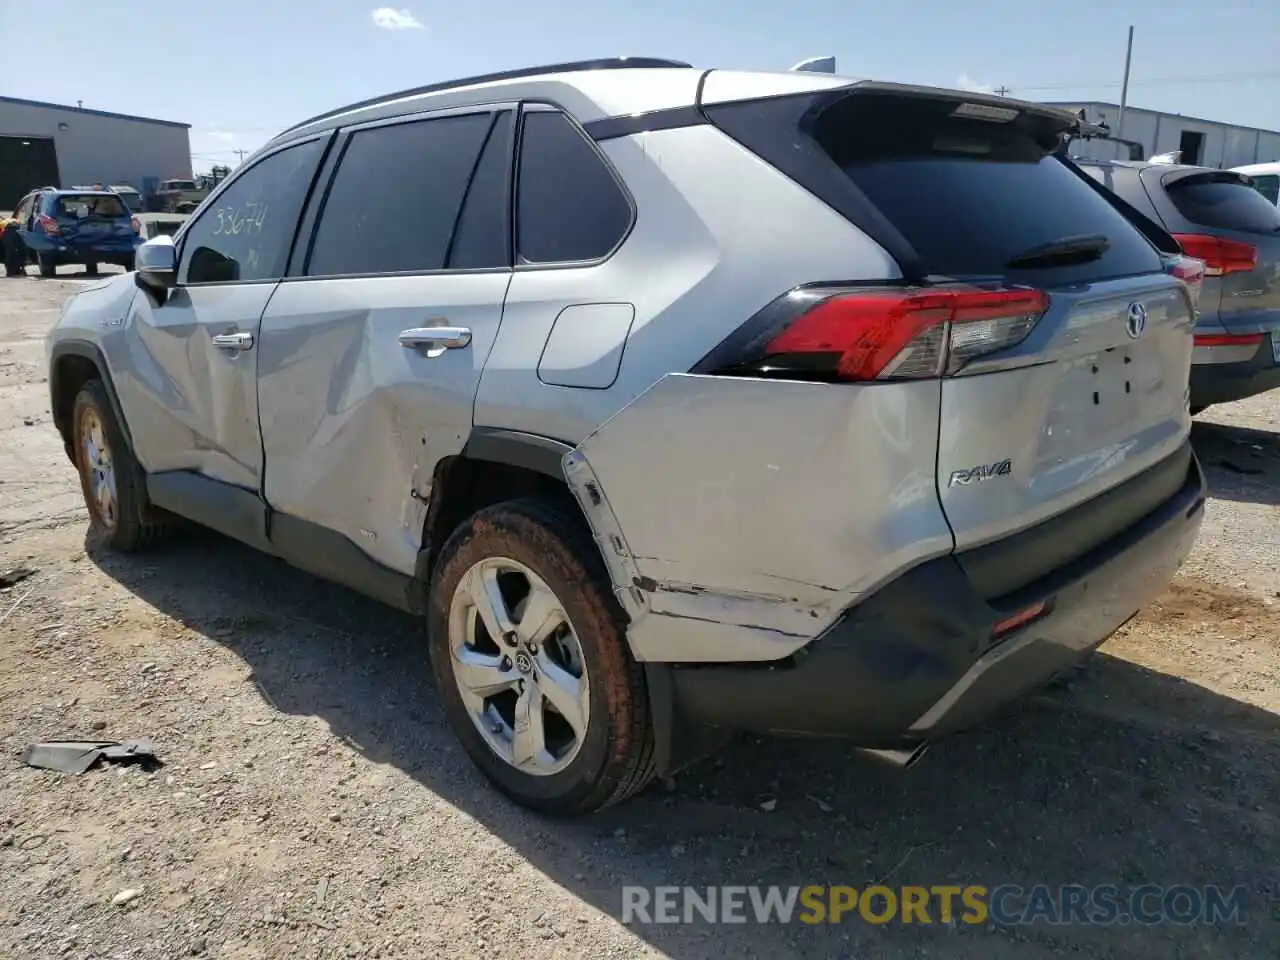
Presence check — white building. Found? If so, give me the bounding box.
[0,96,192,209]
[1050,100,1280,169]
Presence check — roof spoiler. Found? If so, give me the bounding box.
[790,56,837,74]
[1062,110,1145,161]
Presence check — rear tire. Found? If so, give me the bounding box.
[427,497,656,815]
[37,252,56,278]
[71,379,175,552]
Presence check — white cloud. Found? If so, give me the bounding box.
[371,7,423,30]
[207,130,237,143]
[956,73,995,94]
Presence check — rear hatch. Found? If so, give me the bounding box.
[707,84,1197,591]
[51,193,136,247]
[1141,167,1280,340]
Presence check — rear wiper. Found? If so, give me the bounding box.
[1006,233,1111,268]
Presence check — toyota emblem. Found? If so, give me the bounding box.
[1126,301,1149,340]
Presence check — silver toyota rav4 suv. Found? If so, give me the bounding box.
[45,57,1208,815]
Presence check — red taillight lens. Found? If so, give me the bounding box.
[760,288,1050,382]
[1193,333,1264,348]
[1163,253,1205,309]
[36,214,60,236]
[1170,234,1257,277]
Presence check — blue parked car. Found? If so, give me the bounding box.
[2,187,142,278]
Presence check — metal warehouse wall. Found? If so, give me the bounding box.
[1058,102,1280,169]
[0,99,191,194]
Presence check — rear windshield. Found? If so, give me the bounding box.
[1166,173,1280,234]
[52,194,127,219]
[809,94,1164,283]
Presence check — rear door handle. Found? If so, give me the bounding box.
[399,325,472,358]
[212,331,254,351]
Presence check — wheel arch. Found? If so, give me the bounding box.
[48,340,132,463]
[414,428,583,595]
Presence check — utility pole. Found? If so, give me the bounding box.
[1117,25,1134,139]
[994,85,1011,97]
[233,149,248,166]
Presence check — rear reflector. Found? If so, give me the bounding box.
[1194,333,1265,348]
[1170,234,1257,277]
[992,600,1048,639]
[760,287,1050,382]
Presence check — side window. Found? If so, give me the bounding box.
[1249,174,1280,207]
[178,137,327,285]
[306,112,493,277]
[447,111,514,270]
[515,110,632,265]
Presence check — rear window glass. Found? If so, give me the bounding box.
[810,95,1164,283]
[1167,173,1280,233]
[52,194,127,218]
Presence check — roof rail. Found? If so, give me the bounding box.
[277,56,693,138]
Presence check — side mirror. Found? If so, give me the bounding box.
[135,235,177,290]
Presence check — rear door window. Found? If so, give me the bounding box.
[515,110,632,264]
[1166,172,1280,234]
[306,112,494,277]
[809,95,1164,284]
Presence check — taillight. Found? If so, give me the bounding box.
[717,287,1049,382]
[1170,234,1257,277]
[131,216,141,235]
[1194,333,1264,348]
[1163,253,1205,309]
[36,214,59,236]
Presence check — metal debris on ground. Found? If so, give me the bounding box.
[20,738,158,775]
[0,566,37,589]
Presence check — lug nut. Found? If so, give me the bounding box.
[503,631,519,648]
[500,656,512,671]
[527,643,539,656]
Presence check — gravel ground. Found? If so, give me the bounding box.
[1,270,1278,960]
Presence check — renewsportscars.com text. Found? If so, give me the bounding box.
[622,884,1249,926]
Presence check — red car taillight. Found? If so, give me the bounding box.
[713,287,1049,382]
[1170,234,1257,277]
[1163,254,1205,310]
[36,214,60,236]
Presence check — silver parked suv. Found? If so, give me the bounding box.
[46,58,1208,814]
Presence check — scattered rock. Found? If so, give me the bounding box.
[112,888,142,906]
[90,719,107,731]
[760,799,777,812]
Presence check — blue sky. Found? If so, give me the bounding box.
[2,0,1277,173]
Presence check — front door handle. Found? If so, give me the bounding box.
[399,325,472,358]
[212,331,254,351]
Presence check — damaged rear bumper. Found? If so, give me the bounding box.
[661,450,1206,748]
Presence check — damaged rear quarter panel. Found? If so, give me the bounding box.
[564,372,954,662]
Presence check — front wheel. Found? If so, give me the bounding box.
[71,379,175,551]
[428,497,655,815]
[37,252,56,278]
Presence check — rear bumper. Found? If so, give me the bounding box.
[1191,334,1280,407]
[667,445,1206,747]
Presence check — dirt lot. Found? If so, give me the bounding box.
[1,269,1278,960]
